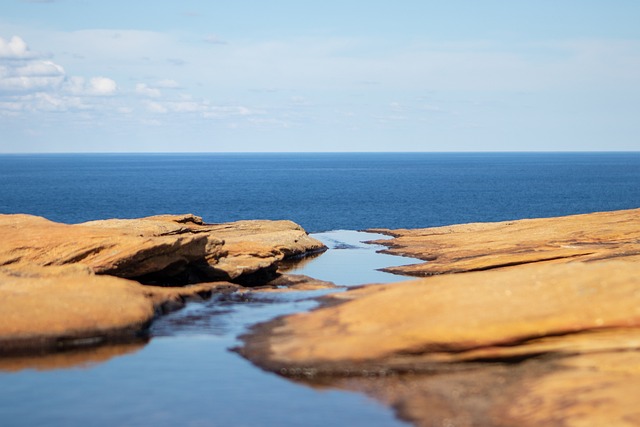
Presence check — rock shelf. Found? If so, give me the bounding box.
[239,208,640,427]
[0,214,326,354]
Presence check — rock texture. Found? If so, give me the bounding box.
[80,214,326,283]
[369,208,640,276]
[0,264,238,354]
[240,208,640,427]
[0,214,210,279]
[0,213,324,354]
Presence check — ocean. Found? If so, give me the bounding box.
[1,152,639,231]
[1,152,639,427]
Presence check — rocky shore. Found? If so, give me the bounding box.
[0,213,327,354]
[239,208,640,427]
[4,208,640,426]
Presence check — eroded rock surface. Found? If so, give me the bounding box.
[0,264,239,354]
[0,214,210,280]
[0,213,325,354]
[241,260,640,370]
[369,208,640,276]
[240,208,640,426]
[81,214,326,283]
[0,213,325,283]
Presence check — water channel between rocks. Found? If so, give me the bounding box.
[0,231,414,427]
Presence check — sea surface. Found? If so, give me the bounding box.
[1,152,639,426]
[1,152,639,231]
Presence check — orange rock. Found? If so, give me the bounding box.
[242,260,640,368]
[501,352,640,427]
[0,265,156,353]
[0,213,324,353]
[237,208,640,427]
[0,214,210,279]
[0,213,325,282]
[0,264,238,354]
[369,208,640,276]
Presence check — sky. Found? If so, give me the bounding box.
[1,0,639,152]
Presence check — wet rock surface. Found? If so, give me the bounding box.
[240,209,640,426]
[0,213,325,354]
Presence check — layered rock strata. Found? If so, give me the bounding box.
[0,213,325,354]
[369,208,640,276]
[240,208,640,427]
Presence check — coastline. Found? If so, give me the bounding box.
[239,208,640,426]
[2,207,639,426]
[0,214,329,354]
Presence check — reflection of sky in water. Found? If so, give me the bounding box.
[284,230,414,286]
[2,295,407,426]
[1,233,411,427]
[1,334,405,427]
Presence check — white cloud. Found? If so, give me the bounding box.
[135,83,161,97]
[0,36,64,93]
[0,60,65,92]
[0,35,119,118]
[0,36,35,59]
[87,77,117,95]
[63,76,117,96]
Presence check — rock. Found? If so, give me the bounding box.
[0,265,156,354]
[0,213,325,284]
[0,213,324,354]
[199,220,327,282]
[240,260,640,370]
[0,214,211,280]
[249,273,339,292]
[0,264,239,354]
[238,208,640,426]
[369,208,640,276]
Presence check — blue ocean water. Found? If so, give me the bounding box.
[1,152,638,231]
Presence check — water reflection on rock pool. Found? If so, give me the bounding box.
[0,231,411,427]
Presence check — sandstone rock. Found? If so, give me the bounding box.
[81,215,326,282]
[0,213,324,354]
[0,214,210,280]
[502,352,640,427]
[250,274,339,292]
[240,260,640,370]
[0,265,156,354]
[200,220,327,281]
[369,208,640,276]
[239,208,640,426]
[0,264,238,354]
[0,213,325,284]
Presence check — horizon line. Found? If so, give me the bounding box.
[1,150,639,155]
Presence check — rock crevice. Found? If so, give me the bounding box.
[0,213,326,354]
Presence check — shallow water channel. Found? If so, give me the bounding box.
[0,231,413,427]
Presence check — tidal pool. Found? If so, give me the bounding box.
[0,231,413,427]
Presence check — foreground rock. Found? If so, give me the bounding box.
[0,213,325,284]
[0,213,325,354]
[240,209,640,426]
[81,215,326,283]
[0,264,238,354]
[369,208,640,276]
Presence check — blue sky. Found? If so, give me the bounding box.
[1,0,639,152]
